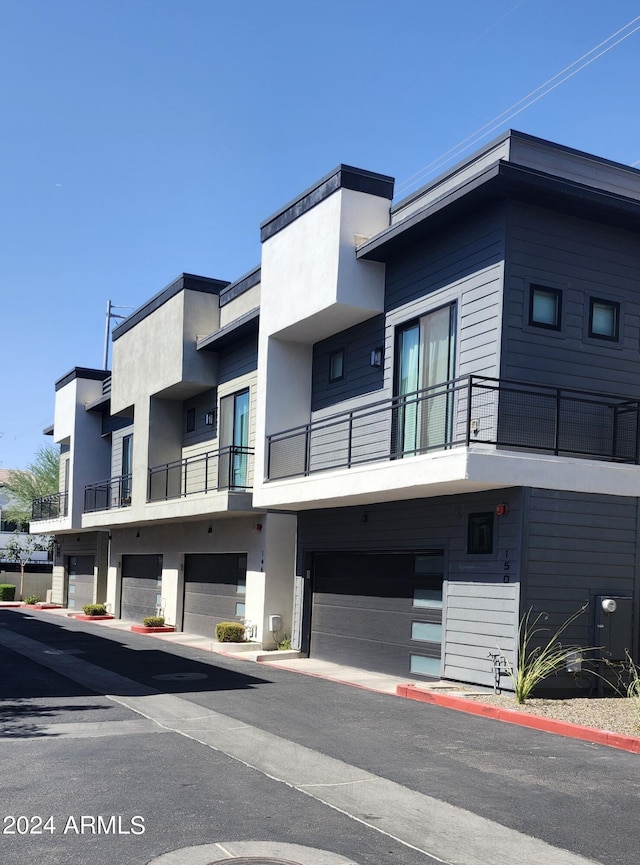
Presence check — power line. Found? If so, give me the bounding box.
[396,15,640,196]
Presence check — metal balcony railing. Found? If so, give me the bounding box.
[84,474,132,513]
[266,375,640,481]
[148,446,254,502]
[31,491,69,520]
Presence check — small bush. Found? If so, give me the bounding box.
[142,616,165,628]
[277,635,292,650]
[24,595,41,605]
[82,603,108,617]
[215,621,246,643]
[0,584,17,601]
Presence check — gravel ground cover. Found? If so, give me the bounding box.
[466,693,640,738]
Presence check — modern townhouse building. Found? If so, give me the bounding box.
[254,131,640,690]
[31,272,296,644]
[33,130,640,691]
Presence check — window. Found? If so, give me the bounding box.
[219,389,250,489]
[589,298,619,341]
[467,512,494,554]
[121,434,132,503]
[329,349,344,382]
[186,407,196,433]
[394,305,456,456]
[529,285,562,330]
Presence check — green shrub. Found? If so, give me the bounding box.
[142,616,165,628]
[24,595,40,605]
[82,603,108,617]
[277,635,292,650]
[215,621,246,643]
[0,584,16,601]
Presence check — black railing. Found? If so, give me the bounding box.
[266,375,640,480]
[84,474,132,512]
[148,446,254,502]
[31,491,69,520]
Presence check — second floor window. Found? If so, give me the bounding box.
[589,298,619,341]
[529,285,562,330]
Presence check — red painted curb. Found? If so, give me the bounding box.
[72,614,115,621]
[397,684,640,753]
[22,603,63,609]
[130,625,175,634]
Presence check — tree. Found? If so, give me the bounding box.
[0,531,50,600]
[2,445,59,525]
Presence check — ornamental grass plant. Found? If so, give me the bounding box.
[503,604,590,704]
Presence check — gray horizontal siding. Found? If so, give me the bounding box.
[384,206,506,312]
[298,489,524,579]
[218,333,258,385]
[183,388,217,446]
[503,203,640,396]
[443,581,519,689]
[312,315,385,412]
[522,489,639,651]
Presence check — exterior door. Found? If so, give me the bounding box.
[394,305,456,456]
[219,389,250,488]
[67,555,95,610]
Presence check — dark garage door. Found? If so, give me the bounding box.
[121,554,163,622]
[183,553,247,638]
[311,551,444,679]
[67,555,95,610]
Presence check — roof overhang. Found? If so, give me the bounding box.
[197,307,260,353]
[357,161,640,262]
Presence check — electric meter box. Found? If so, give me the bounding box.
[594,595,633,661]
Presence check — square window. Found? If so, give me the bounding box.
[329,349,344,382]
[467,512,494,554]
[529,285,562,330]
[589,298,619,341]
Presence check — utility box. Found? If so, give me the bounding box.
[268,614,282,632]
[594,596,633,661]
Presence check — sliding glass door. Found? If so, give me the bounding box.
[394,305,456,456]
[219,389,250,488]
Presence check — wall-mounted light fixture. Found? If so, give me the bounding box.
[207,524,212,534]
[370,347,383,367]
[136,530,140,539]
[256,523,263,532]
[204,411,215,425]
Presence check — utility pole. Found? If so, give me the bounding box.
[102,301,133,370]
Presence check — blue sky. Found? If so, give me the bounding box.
[1,0,640,469]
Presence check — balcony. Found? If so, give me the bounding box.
[148,446,254,502]
[84,474,132,513]
[266,376,640,481]
[31,491,68,520]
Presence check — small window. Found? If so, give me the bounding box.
[186,407,196,433]
[329,349,344,382]
[589,298,619,341]
[467,512,494,554]
[529,285,562,330]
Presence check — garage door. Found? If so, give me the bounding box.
[183,553,247,638]
[311,551,444,679]
[121,554,163,622]
[67,555,95,610]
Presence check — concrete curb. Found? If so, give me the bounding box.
[397,683,640,753]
